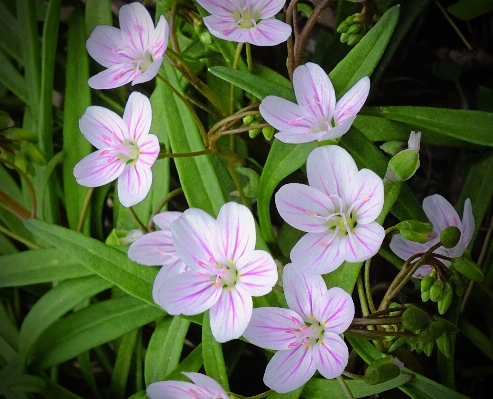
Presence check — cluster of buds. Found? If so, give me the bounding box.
[337,13,368,46]
[243,114,275,140]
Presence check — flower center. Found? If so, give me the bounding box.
[216,261,239,289]
[311,116,336,133]
[134,49,154,73]
[286,318,326,348]
[115,140,140,163]
[233,3,262,29]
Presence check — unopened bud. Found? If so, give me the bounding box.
[248,128,261,139]
[436,332,452,358]
[440,226,461,248]
[385,149,420,182]
[347,33,365,46]
[437,282,453,314]
[421,270,436,294]
[13,151,29,174]
[449,273,465,296]
[199,31,213,46]
[5,127,38,143]
[243,115,254,125]
[451,257,484,282]
[262,126,275,140]
[340,32,350,43]
[337,21,350,33]
[429,279,444,302]
[397,220,433,243]
[408,131,421,151]
[363,357,402,385]
[402,304,429,331]
[347,23,362,34]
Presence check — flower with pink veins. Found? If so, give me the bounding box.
[147,372,230,399]
[128,211,189,302]
[155,202,278,343]
[275,145,384,274]
[73,91,160,207]
[196,0,291,46]
[243,265,354,393]
[260,62,370,143]
[390,194,474,278]
[86,2,168,89]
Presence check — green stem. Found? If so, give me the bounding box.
[227,162,249,208]
[357,273,370,317]
[147,187,184,231]
[351,316,402,326]
[0,224,40,249]
[158,149,211,159]
[364,258,376,313]
[246,42,253,73]
[337,375,355,399]
[77,188,93,233]
[129,207,148,234]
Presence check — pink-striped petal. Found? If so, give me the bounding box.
[255,0,287,18]
[86,25,124,68]
[215,202,256,262]
[151,262,189,304]
[293,63,335,121]
[132,58,164,85]
[247,19,291,46]
[124,92,152,141]
[196,0,237,16]
[275,183,333,233]
[236,250,277,296]
[151,15,169,57]
[263,346,316,393]
[147,380,202,399]
[243,307,304,350]
[345,168,384,225]
[156,271,221,315]
[153,211,182,230]
[313,332,349,379]
[334,76,370,125]
[119,3,155,52]
[389,234,434,261]
[423,194,461,233]
[283,265,326,321]
[88,64,136,90]
[306,146,358,198]
[413,265,433,279]
[290,232,345,274]
[260,96,309,132]
[135,134,160,169]
[461,198,474,246]
[73,149,125,187]
[317,116,357,141]
[209,286,252,342]
[79,106,127,148]
[202,15,241,42]
[127,230,176,266]
[274,128,328,144]
[183,373,229,397]
[171,208,218,270]
[317,287,354,334]
[341,222,384,263]
[117,164,153,207]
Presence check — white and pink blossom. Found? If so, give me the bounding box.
[275,145,384,274]
[87,2,168,89]
[147,372,230,399]
[73,92,160,207]
[390,194,474,278]
[154,202,278,343]
[196,0,291,46]
[260,63,370,143]
[243,265,354,393]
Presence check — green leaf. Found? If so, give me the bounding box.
[145,316,190,384]
[0,303,19,357]
[329,5,400,96]
[164,343,204,381]
[361,106,493,147]
[202,312,229,391]
[109,329,138,399]
[447,0,493,20]
[258,140,317,243]
[0,51,28,103]
[85,0,111,36]
[19,275,113,368]
[30,295,164,370]
[24,219,158,306]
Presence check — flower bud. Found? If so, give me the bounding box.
[396,220,433,243]
[13,151,29,174]
[242,115,254,125]
[421,270,436,293]
[450,257,484,282]
[347,33,365,46]
[436,331,452,358]
[248,128,261,139]
[402,304,429,331]
[421,289,430,302]
[363,357,402,385]
[437,282,453,314]
[449,273,465,296]
[4,127,38,143]
[440,226,461,248]
[337,21,350,33]
[418,321,445,351]
[385,149,420,182]
[429,279,444,302]
[423,341,435,356]
[340,32,350,43]
[262,126,275,140]
[347,23,362,34]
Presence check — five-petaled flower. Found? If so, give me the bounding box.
[260,63,370,143]
[147,372,230,399]
[390,194,474,278]
[86,2,169,89]
[73,91,160,207]
[275,145,384,274]
[196,0,291,46]
[243,265,354,393]
[154,202,278,343]
[128,211,189,302]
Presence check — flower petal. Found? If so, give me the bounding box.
[274,128,327,144]
[461,198,474,247]
[79,105,127,149]
[150,15,169,57]
[243,307,304,350]
[293,63,335,122]
[73,149,125,187]
[317,287,354,334]
[151,262,189,304]
[423,194,461,233]
[209,286,252,342]
[248,19,291,46]
[86,25,124,68]
[124,92,152,141]
[306,146,358,198]
[255,0,287,18]
[334,76,370,125]
[182,373,229,397]
[171,208,217,270]
[260,96,310,132]
[283,265,326,320]
[135,134,160,170]
[88,64,136,90]
[313,332,349,379]
[275,183,333,233]
[215,202,256,262]
[345,168,384,225]
[196,0,237,17]
[202,15,241,42]
[119,2,155,52]
[128,230,177,266]
[290,232,344,274]
[132,58,163,85]
[156,271,221,315]
[317,116,356,141]
[236,250,277,296]
[389,234,434,261]
[263,346,316,393]
[341,222,384,263]
[146,380,200,399]
[153,211,182,230]
[117,164,153,207]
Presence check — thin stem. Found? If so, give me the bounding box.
[246,42,253,73]
[337,375,355,399]
[217,124,270,137]
[77,188,94,233]
[434,0,473,51]
[168,1,181,54]
[0,158,37,218]
[0,224,40,249]
[129,207,148,234]
[158,149,211,159]
[364,258,377,313]
[147,187,184,231]
[242,390,275,399]
[350,316,403,326]
[227,162,249,208]
[285,0,300,79]
[342,371,364,380]
[0,190,30,219]
[357,273,370,317]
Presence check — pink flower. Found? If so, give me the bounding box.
[196,0,291,46]
[390,194,474,278]
[243,265,354,393]
[73,92,160,207]
[154,202,278,343]
[260,63,370,143]
[86,2,168,89]
[275,145,384,274]
[128,211,189,302]
[147,372,230,399]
